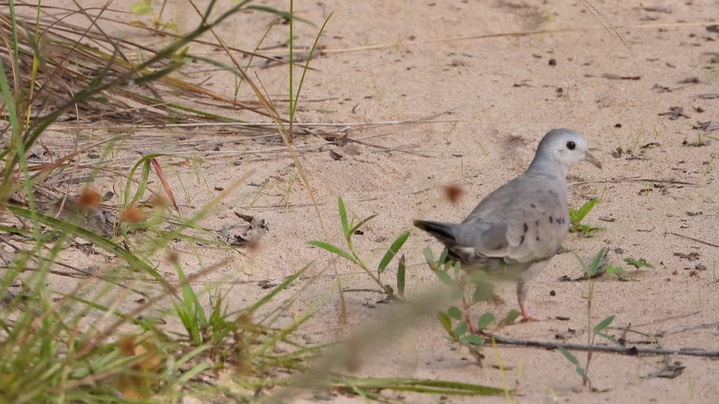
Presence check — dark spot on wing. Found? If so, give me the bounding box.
[520,235,525,245]
[536,235,540,241]
[535,220,539,227]
[530,203,536,209]
[549,216,554,224]
[523,222,528,233]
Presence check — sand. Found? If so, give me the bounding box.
[13,0,719,402]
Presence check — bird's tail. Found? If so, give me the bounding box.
[413,220,457,247]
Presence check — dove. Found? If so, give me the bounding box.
[414,128,601,322]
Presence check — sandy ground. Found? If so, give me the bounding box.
[14,0,719,402]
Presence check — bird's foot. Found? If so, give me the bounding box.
[512,314,550,324]
[513,302,550,323]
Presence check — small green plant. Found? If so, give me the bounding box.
[309,196,410,300]
[423,248,518,364]
[604,263,629,281]
[130,0,178,32]
[624,257,655,270]
[569,199,600,236]
[559,247,618,390]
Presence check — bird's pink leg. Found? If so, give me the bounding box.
[514,299,549,323]
[517,300,536,322]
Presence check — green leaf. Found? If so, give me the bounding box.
[423,246,436,269]
[557,346,588,380]
[498,310,520,326]
[477,312,495,329]
[308,240,357,263]
[437,311,453,333]
[447,306,463,320]
[454,321,469,336]
[605,263,628,280]
[125,156,151,205]
[557,345,580,366]
[434,269,455,287]
[462,334,485,345]
[161,22,178,31]
[378,231,410,272]
[624,257,655,269]
[569,199,597,225]
[467,269,489,284]
[337,195,349,238]
[472,281,494,303]
[130,1,153,16]
[396,254,406,297]
[574,247,606,277]
[588,247,607,273]
[438,248,448,266]
[451,260,463,277]
[593,315,615,334]
[450,288,464,300]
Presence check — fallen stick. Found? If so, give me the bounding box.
[483,333,719,358]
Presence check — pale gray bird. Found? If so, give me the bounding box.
[414,128,602,322]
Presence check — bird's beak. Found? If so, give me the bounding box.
[584,151,602,169]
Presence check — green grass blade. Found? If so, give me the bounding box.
[572,251,591,275]
[349,213,378,237]
[290,10,332,120]
[246,263,309,313]
[588,247,607,274]
[377,231,410,272]
[557,345,580,367]
[396,254,406,297]
[337,196,349,238]
[331,375,507,396]
[593,315,615,334]
[576,199,598,222]
[307,240,357,264]
[0,44,20,141]
[176,362,211,384]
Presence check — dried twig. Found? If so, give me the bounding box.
[665,231,719,248]
[482,333,719,358]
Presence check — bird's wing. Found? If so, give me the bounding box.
[457,173,569,265]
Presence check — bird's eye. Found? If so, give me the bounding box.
[566,141,576,150]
